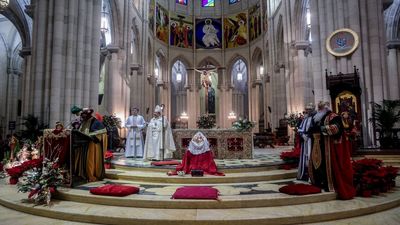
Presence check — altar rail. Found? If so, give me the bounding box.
[172,129,253,159]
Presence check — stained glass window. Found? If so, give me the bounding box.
[229,0,241,4]
[202,0,214,7]
[176,0,187,5]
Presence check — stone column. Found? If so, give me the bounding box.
[28,0,101,126]
[295,41,310,112]
[105,46,120,115]
[387,41,400,100]
[186,68,197,128]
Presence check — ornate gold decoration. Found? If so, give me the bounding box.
[326,28,359,57]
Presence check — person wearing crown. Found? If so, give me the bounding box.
[75,108,108,182]
[143,105,176,161]
[309,101,355,200]
[168,131,223,176]
[297,103,316,181]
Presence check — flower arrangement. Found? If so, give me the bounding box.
[285,113,303,128]
[5,157,44,184]
[104,151,114,169]
[279,148,300,170]
[103,115,122,130]
[352,158,398,197]
[196,114,216,129]
[232,118,255,132]
[17,158,63,206]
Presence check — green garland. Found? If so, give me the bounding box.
[197,114,216,129]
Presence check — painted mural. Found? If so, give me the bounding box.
[224,12,248,48]
[148,0,155,33]
[156,3,169,44]
[249,3,262,41]
[170,13,193,49]
[195,18,222,49]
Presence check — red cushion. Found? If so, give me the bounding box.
[279,184,321,195]
[172,186,219,200]
[90,184,140,197]
[151,160,180,166]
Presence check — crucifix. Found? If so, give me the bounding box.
[194,66,217,114]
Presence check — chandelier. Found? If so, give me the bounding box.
[0,0,9,10]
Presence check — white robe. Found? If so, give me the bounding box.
[143,116,176,160]
[125,115,146,157]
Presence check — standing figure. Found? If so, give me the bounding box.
[297,103,315,181]
[309,102,356,200]
[78,108,108,182]
[143,105,176,161]
[125,107,146,158]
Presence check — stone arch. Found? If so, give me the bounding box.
[294,0,310,41]
[385,0,400,41]
[226,54,249,84]
[169,55,192,70]
[0,1,31,48]
[197,56,221,68]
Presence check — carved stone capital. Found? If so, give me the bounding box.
[387,40,400,49]
[19,47,31,57]
[295,41,310,50]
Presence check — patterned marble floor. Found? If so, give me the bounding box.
[72,178,298,197]
[112,146,293,169]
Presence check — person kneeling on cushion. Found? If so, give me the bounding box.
[168,132,224,176]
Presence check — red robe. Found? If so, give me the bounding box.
[309,112,356,200]
[170,150,224,176]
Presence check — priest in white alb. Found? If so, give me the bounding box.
[125,107,146,158]
[143,105,176,160]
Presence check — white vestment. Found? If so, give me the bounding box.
[143,116,176,160]
[125,115,146,157]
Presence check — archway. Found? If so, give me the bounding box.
[170,59,188,128]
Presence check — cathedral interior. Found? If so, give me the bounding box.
[0,0,400,224]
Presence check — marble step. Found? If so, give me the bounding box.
[1,181,399,225]
[105,169,297,184]
[113,163,283,173]
[55,182,336,209]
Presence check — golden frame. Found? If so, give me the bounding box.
[326,28,359,57]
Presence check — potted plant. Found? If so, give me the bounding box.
[232,118,255,132]
[370,100,400,148]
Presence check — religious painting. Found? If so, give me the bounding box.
[224,12,248,48]
[195,18,222,49]
[263,2,268,33]
[170,13,193,49]
[148,0,155,33]
[156,3,169,44]
[335,91,358,120]
[326,28,359,57]
[249,3,262,41]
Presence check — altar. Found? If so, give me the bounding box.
[172,129,253,159]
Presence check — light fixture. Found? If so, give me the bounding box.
[176,61,182,83]
[0,0,9,10]
[237,60,243,81]
[228,111,237,120]
[180,112,188,120]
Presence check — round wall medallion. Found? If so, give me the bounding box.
[326,28,359,57]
